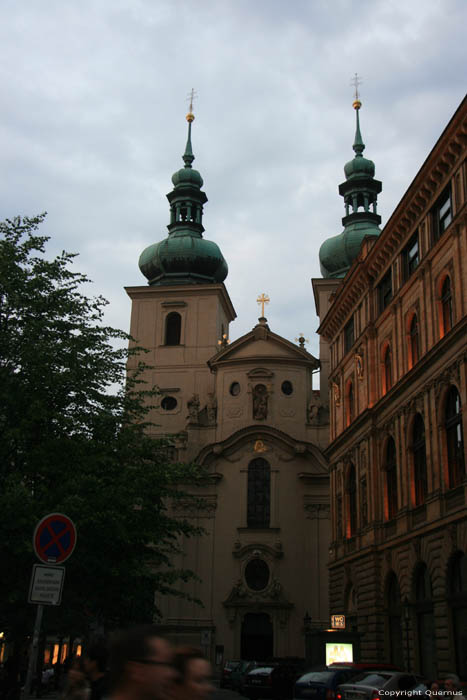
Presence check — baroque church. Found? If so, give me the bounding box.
[125,107,331,661]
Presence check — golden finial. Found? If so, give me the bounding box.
[295,333,309,348]
[186,88,197,122]
[217,333,230,349]
[257,293,270,318]
[351,73,362,110]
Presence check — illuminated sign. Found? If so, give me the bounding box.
[331,614,346,629]
[326,642,353,665]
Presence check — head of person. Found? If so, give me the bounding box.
[444,675,460,693]
[108,625,174,700]
[83,638,108,680]
[172,647,212,700]
[67,656,87,688]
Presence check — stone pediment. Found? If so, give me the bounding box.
[209,324,319,370]
[223,579,293,610]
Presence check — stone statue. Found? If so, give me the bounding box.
[253,384,268,420]
[187,393,200,422]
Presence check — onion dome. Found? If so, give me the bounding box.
[319,98,382,279]
[139,109,228,286]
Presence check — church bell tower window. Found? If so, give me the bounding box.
[165,312,181,345]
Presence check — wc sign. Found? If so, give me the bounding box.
[331,614,346,629]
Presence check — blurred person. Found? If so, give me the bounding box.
[171,648,213,700]
[83,639,108,700]
[61,656,90,700]
[107,625,175,700]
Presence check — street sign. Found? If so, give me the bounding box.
[331,614,346,629]
[33,513,77,564]
[28,564,65,605]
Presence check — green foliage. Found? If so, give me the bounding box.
[0,214,206,638]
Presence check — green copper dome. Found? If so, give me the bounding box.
[319,100,382,279]
[139,113,228,286]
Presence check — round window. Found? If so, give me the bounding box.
[244,558,270,591]
[281,380,293,395]
[230,382,241,396]
[161,396,177,411]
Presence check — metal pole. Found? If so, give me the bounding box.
[22,604,44,700]
[405,615,410,672]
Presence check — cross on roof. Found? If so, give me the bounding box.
[351,73,362,101]
[257,293,270,317]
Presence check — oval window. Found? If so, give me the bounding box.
[230,382,241,396]
[244,558,270,591]
[281,380,293,395]
[161,396,177,411]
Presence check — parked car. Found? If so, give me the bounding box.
[294,667,364,700]
[244,663,304,699]
[230,660,260,693]
[338,671,425,700]
[220,659,241,688]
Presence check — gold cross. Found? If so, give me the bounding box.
[257,293,270,317]
[186,88,197,113]
[351,73,362,101]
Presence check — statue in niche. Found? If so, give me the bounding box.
[253,384,268,420]
[187,394,200,422]
[206,392,217,424]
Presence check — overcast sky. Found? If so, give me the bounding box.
[1,0,466,361]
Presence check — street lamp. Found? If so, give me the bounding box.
[403,597,411,672]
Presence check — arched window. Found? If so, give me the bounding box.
[415,564,436,678]
[441,276,453,336]
[346,381,354,427]
[165,312,181,345]
[409,315,419,367]
[386,572,403,668]
[347,464,357,537]
[445,386,465,489]
[247,458,270,528]
[385,438,398,520]
[383,346,392,394]
[413,414,427,506]
[448,552,467,677]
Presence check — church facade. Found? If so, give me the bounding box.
[314,96,467,678]
[125,109,330,661]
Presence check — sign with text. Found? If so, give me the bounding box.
[331,614,346,629]
[28,565,65,605]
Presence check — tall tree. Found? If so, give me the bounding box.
[0,214,205,641]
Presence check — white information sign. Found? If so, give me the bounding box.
[28,564,65,605]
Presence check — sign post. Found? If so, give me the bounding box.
[22,514,76,700]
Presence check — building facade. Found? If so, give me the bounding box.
[314,97,467,677]
[126,109,331,662]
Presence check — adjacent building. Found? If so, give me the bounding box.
[314,96,467,677]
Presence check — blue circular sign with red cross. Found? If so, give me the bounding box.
[33,513,77,564]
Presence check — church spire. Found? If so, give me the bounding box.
[319,80,383,279]
[138,93,228,286]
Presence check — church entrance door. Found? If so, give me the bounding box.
[241,612,273,660]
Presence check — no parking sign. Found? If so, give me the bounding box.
[33,513,77,564]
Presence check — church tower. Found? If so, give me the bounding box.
[126,100,330,664]
[126,105,236,451]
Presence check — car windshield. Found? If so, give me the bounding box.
[298,672,334,683]
[352,673,392,688]
[225,661,240,670]
[249,667,274,675]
